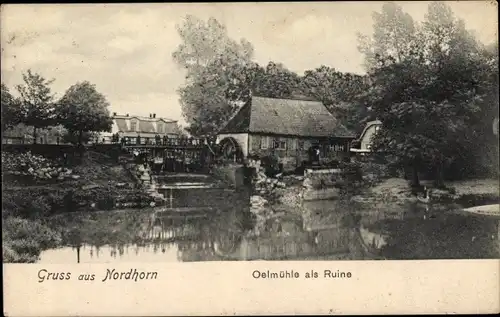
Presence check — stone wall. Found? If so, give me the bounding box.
[248,160,347,209]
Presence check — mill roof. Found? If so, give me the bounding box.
[219,96,355,138]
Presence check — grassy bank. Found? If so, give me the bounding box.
[2,150,148,263]
[364,178,500,204]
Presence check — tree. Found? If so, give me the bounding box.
[300,66,372,132]
[61,130,98,145]
[177,55,247,136]
[1,83,22,132]
[252,62,301,99]
[360,1,494,187]
[56,81,112,145]
[173,16,255,136]
[15,70,56,143]
[357,2,418,71]
[173,15,254,83]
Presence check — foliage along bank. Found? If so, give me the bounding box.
[1,150,158,263]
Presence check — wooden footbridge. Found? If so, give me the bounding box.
[116,136,218,173]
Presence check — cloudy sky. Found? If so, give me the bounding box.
[1,2,497,126]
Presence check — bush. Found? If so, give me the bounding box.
[1,151,61,179]
[359,161,390,185]
[2,185,80,217]
[2,189,53,218]
[2,217,62,263]
[260,155,281,177]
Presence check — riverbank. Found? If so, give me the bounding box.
[356,178,500,205]
[2,150,155,262]
[246,163,499,238]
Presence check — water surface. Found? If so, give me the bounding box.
[39,198,500,263]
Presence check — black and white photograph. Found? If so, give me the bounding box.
[1,1,498,268]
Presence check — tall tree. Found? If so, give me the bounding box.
[56,81,112,145]
[361,1,494,187]
[173,16,255,136]
[1,83,22,132]
[173,15,254,82]
[15,70,56,144]
[357,2,418,71]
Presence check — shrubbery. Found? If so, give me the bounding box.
[1,151,52,173]
[2,217,62,263]
[1,151,76,185]
[258,154,281,177]
[336,159,391,196]
[3,185,153,218]
[1,148,155,263]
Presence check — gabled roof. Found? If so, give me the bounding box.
[219,96,355,138]
[113,115,179,134]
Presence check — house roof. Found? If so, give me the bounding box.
[113,115,179,135]
[113,114,177,123]
[219,96,355,138]
[356,120,382,142]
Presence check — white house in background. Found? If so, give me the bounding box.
[350,120,382,154]
[98,112,180,143]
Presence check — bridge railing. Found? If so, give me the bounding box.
[108,135,210,148]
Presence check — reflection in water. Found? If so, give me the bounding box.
[39,198,500,263]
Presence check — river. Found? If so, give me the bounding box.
[38,197,500,263]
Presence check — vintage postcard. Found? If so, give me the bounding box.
[2,1,499,315]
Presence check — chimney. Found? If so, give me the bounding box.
[113,112,117,116]
[126,114,129,117]
[153,113,156,118]
[149,114,152,118]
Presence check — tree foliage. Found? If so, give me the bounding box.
[173,15,255,136]
[173,15,254,82]
[1,83,22,132]
[15,70,56,143]
[359,1,498,186]
[357,1,418,71]
[300,66,372,132]
[56,81,112,144]
[173,15,371,136]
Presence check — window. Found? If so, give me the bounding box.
[329,144,345,152]
[157,122,163,134]
[130,120,138,132]
[260,136,271,149]
[273,139,287,150]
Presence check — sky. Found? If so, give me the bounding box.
[1,1,497,126]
